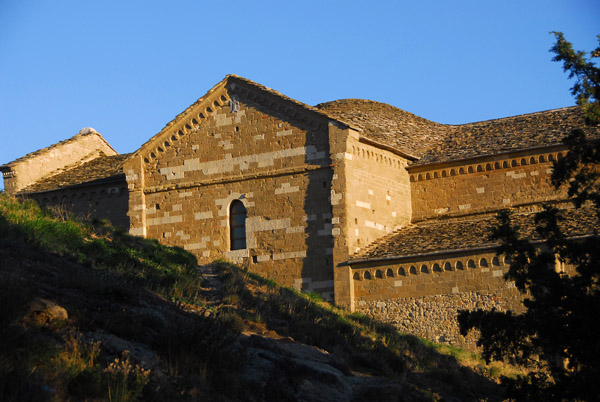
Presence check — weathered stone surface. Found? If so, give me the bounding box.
[240,334,404,402]
[27,298,68,323]
[5,75,597,348]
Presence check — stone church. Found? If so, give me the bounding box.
[3,75,598,346]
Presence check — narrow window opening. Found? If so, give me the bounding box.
[229,200,247,250]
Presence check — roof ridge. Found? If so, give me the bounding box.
[316,98,445,125]
[226,75,361,130]
[18,153,130,194]
[1,130,115,168]
[452,106,578,127]
[23,150,112,189]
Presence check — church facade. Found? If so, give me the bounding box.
[3,75,597,347]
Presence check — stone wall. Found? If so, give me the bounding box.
[409,149,569,222]
[124,83,340,299]
[351,250,526,348]
[357,289,523,348]
[29,181,129,229]
[344,137,412,255]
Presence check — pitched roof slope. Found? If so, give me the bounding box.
[19,154,129,194]
[0,129,116,169]
[315,99,448,158]
[315,101,600,166]
[414,106,600,166]
[349,207,599,262]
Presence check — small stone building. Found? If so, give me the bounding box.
[1,128,130,228]
[4,75,599,346]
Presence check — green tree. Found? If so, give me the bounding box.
[458,33,600,401]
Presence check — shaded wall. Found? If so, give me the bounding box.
[28,180,129,229]
[350,250,525,348]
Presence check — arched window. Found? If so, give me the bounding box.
[229,200,247,250]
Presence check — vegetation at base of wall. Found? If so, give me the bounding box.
[1,193,524,401]
[215,261,524,396]
[0,194,202,304]
[0,194,243,401]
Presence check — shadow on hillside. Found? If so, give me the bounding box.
[0,201,509,401]
[218,262,510,401]
[0,215,244,400]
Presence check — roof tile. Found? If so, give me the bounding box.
[350,207,599,262]
[19,154,129,194]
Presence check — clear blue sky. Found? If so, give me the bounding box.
[1,1,598,190]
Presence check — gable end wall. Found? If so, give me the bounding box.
[124,84,339,298]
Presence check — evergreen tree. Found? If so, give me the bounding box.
[458,33,600,401]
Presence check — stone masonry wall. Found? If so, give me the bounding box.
[344,138,412,255]
[358,290,522,348]
[124,84,338,299]
[351,250,525,348]
[409,149,569,222]
[29,181,129,229]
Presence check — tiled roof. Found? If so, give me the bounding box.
[414,106,600,166]
[315,99,448,158]
[19,154,129,194]
[350,207,599,262]
[315,100,600,165]
[227,75,360,130]
[0,130,115,169]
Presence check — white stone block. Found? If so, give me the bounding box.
[356,200,371,209]
[195,211,213,220]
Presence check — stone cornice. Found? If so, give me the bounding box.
[127,75,360,168]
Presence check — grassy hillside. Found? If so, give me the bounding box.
[0,194,521,401]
